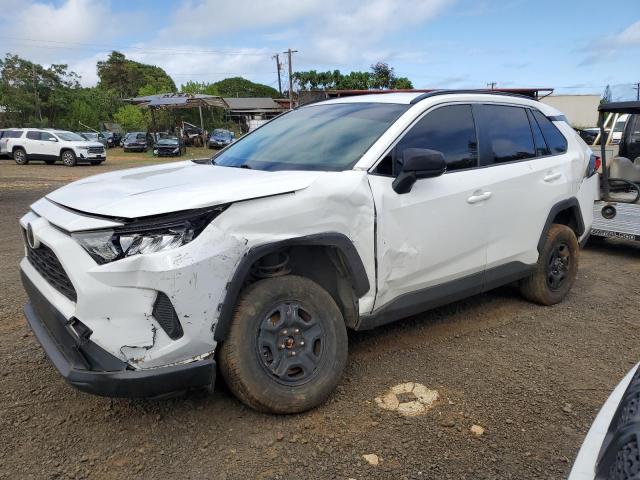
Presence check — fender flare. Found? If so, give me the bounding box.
[537,197,585,253]
[213,232,370,342]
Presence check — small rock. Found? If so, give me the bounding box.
[363,454,379,466]
[440,419,455,428]
[276,432,284,441]
[563,403,573,413]
[470,425,485,436]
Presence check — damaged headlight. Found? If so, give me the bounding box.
[72,206,226,264]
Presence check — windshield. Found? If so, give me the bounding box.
[56,131,85,141]
[212,102,409,171]
[212,129,231,138]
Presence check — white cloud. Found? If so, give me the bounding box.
[580,20,640,65]
[610,20,640,47]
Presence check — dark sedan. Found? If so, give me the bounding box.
[123,132,150,152]
[153,137,185,157]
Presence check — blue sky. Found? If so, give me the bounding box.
[0,0,638,99]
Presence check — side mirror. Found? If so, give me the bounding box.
[392,148,447,194]
[49,137,58,142]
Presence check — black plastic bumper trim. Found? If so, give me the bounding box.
[21,271,215,398]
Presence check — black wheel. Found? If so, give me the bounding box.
[13,148,28,165]
[219,275,348,414]
[520,224,579,305]
[61,150,76,167]
[44,159,56,165]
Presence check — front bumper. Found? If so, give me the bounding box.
[22,271,216,398]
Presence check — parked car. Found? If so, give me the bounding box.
[208,129,234,149]
[79,132,108,148]
[569,363,640,480]
[100,131,120,148]
[153,136,185,157]
[576,127,600,145]
[7,128,105,166]
[612,114,629,144]
[123,132,152,152]
[18,91,597,413]
[0,128,23,157]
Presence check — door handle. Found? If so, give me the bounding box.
[466,191,492,204]
[543,172,562,182]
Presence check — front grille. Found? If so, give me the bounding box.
[88,146,104,154]
[27,243,77,302]
[152,292,183,340]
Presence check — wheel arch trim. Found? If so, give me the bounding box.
[213,232,370,342]
[537,197,585,253]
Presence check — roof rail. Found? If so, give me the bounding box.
[409,89,537,104]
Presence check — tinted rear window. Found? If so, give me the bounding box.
[393,104,479,172]
[531,110,568,155]
[527,109,551,156]
[476,105,535,165]
[1,130,22,138]
[26,131,41,140]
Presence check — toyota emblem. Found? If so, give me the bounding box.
[26,223,39,249]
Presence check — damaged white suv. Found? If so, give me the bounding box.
[20,91,598,412]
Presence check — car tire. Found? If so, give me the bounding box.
[61,150,77,167]
[520,224,579,306]
[44,159,56,165]
[13,148,28,165]
[219,275,348,414]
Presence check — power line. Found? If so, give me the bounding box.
[0,36,269,56]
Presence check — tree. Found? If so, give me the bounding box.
[294,62,413,91]
[97,51,176,98]
[113,105,147,131]
[179,77,279,98]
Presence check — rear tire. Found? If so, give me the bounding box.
[520,224,579,305]
[219,275,348,414]
[13,148,28,165]
[61,150,76,167]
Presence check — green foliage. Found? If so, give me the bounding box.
[180,77,279,98]
[294,62,413,91]
[0,53,80,127]
[97,51,176,99]
[113,105,147,131]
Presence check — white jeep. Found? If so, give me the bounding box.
[19,91,598,412]
[8,129,106,166]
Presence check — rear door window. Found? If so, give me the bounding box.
[475,105,536,166]
[41,131,56,142]
[531,110,568,155]
[393,104,479,173]
[26,131,41,140]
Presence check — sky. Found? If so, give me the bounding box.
[0,0,639,99]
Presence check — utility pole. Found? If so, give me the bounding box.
[634,82,640,101]
[272,54,283,97]
[487,82,497,89]
[32,64,42,122]
[283,48,298,109]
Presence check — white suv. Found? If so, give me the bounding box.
[7,129,106,166]
[18,91,598,412]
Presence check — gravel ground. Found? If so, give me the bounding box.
[1,158,639,480]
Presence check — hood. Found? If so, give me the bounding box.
[46,160,323,219]
[69,141,103,148]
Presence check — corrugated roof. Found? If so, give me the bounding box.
[223,97,283,111]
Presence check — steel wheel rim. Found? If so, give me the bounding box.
[15,151,25,163]
[255,302,325,386]
[546,242,570,291]
[63,152,73,165]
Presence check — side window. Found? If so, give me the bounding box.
[26,131,41,140]
[41,132,56,142]
[526,109,551,156]
[531,110,568,155]
[475,105,535,165]
[393,104,478,173]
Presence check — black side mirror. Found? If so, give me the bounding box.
[392,148,447,194]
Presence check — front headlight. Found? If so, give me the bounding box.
[72,206,227,264]
[78,146,89,150]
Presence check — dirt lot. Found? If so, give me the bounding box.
[1,154,639,480]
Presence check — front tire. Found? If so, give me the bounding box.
[219,275,348,414]
[13,148,28,165]
[520,224,579,305]
[61,150,77,167]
